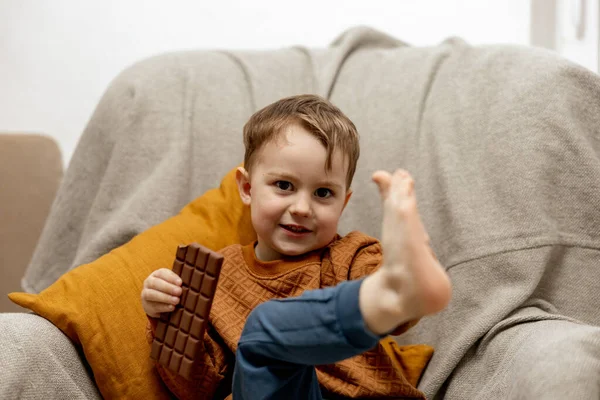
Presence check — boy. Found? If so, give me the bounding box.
[142,94,451,399]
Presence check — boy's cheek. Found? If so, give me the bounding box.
[251,199,281,224]
[258,196,284,214]
[323,211,345,232]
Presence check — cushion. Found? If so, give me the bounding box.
[9,166,256,399]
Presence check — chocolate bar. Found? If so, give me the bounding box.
[150,243,224,380]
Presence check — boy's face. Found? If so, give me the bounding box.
[236,124,352,261]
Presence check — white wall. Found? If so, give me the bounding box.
[1,0,531,167]
[530,0,599,72]
[556,0,599,72]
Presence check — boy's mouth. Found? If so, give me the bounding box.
[280,224,312,234]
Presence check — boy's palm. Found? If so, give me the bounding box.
[141,268,183,318]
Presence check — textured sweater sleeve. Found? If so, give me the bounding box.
[145,318,234,400]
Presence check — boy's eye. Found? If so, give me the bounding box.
[315,188,333,198]
[275,181,293,191]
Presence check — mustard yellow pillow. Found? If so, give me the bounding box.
[9,166,256,399]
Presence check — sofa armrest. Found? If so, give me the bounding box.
[0,312,101,399]
[0,133,62,311]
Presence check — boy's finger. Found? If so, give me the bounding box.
[372,170,392,200]
[146,275,182,296]
[145,300,176,316]
[152,268,183,286]
[143,288,181,305]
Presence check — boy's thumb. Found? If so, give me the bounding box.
[372,170,392,200]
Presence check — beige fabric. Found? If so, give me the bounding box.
[0,133,62,312]
[329,38,600,398]
[11,27,600,398]
[22,26,401,294]
[0,313,101,399]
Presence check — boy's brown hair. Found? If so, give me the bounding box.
[242,94,360,188]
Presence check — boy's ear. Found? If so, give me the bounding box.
[236,167,252,205]
[342,189,353,211]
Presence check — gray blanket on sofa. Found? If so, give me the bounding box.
[20,26,600,398]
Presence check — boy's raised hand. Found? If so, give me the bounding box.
[141,269,183,318]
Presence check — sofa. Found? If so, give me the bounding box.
[3,26,600,399]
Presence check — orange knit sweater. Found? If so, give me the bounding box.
[148,231,433,399]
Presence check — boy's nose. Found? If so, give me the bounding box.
[290,194,312,217]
